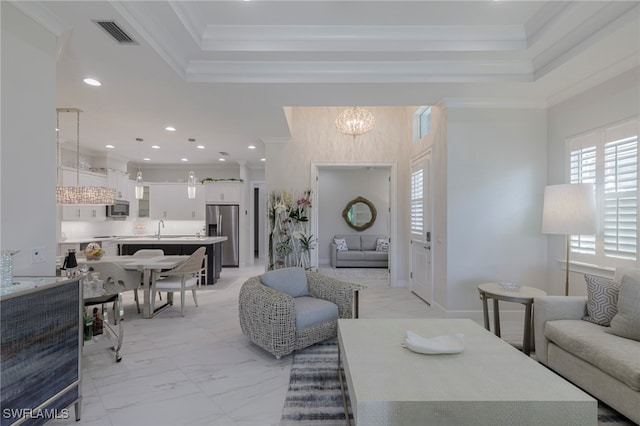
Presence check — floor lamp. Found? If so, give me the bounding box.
[542,183,597,296]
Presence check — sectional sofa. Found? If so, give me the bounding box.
[534,269,640,424]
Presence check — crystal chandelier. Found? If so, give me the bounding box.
[56,108,116,205]
[335,106,375,137]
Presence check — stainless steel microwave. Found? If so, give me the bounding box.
[106,200,129,218]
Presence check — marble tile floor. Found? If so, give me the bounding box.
[52,264,523,426]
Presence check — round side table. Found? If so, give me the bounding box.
[477,283,547,356]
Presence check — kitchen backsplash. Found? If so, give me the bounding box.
[61,220,205,240]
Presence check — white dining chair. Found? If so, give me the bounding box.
[85,261,142,314]
[151,246,206,317]
[132,249,165,311]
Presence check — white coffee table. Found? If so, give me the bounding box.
[338,318,596,426]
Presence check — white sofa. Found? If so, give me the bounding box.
[534,271,640,424]
[330,234,388,268]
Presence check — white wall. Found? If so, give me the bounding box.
[444,106,548,312]
[1,3,57,275]
[317,167,390,263]
[546,67,640,295]
[266,106,412,281]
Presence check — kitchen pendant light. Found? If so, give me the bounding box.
[186,138,197,199]
[187,171,196,199]
[135,138,144,200]
[56,108,116,205]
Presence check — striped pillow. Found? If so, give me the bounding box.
[582,274,620,327]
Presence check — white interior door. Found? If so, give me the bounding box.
[409,152,433,304]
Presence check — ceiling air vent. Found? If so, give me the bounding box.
[219,152,230,156]
[93,20,138,45]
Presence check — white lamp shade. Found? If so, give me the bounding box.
[542,183,597,235]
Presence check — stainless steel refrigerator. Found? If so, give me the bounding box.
[206,204,239,267]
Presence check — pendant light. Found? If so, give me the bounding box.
[56,108,116,205]
[135,138,144,200]
[187,171,196,199]
[187,138,196,199]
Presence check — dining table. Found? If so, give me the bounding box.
[81,255,188,318]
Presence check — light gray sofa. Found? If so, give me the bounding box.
[330,234,388,268]
[534,295,640,424]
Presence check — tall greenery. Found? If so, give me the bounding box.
[267,189,315,270]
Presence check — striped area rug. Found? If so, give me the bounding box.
[280,339,635,426]
[280,339,351,426]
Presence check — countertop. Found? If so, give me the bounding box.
[59,236,227,244]
[1,276,78,298]
[116,236,227,244]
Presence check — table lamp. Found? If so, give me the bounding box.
[542,183,597,296]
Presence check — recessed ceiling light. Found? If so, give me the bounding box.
[105,144,115,149]
[218,158,226,162]
[56,128,59,132]
[151,145,160,149]
[165,126,176,132]
[196,145,205,149]
[143,157,151,161]
[260,158,266,162]
[248,145,256,149]
[83,78,101,86]
[181,158,189,162]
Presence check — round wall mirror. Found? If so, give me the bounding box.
[342,196,377,231]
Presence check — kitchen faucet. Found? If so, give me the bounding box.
[157,220,164,239]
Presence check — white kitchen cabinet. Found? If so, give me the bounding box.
[148,183,206,220]
[107,171,131,201]
[60,169,108,221]
[190,184,205,219]
[204,181,242,203]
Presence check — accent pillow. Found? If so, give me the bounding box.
[260,267,309,298]
[607,275,640,342]
[582,274,620,326]
[334,238,348,252]
[376,238,389,252]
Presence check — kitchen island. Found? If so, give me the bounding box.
[117,236,227,285]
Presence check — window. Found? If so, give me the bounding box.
[410,153,430,242]
[568,118,638,267]
[412,106,432,143]
[411,168,424,236]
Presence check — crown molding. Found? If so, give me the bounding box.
[187,59,532,83]
[111,1,188,80]
[199,24,526,52]
[440,97,547,110]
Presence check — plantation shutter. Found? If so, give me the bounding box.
[603,130,638,260]
[567,118,639,267]
[410,167,424,237]
[569,140,597,255]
